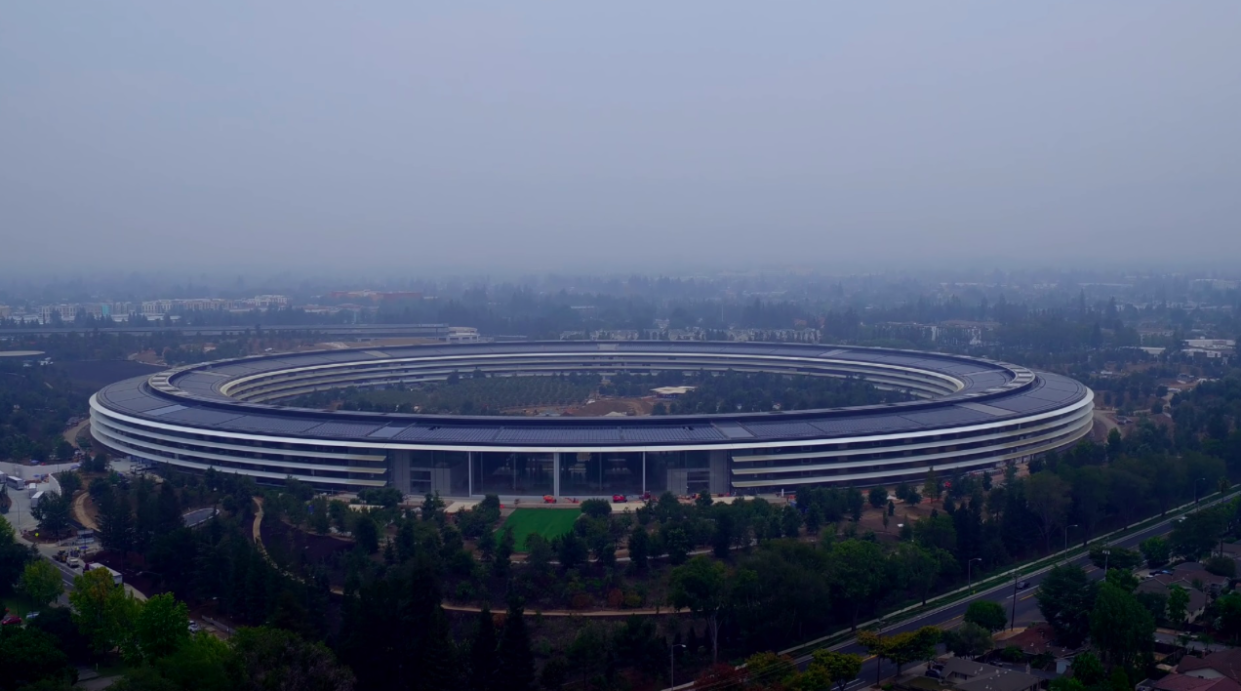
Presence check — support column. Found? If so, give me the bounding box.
[642,452,647,496]
[468,452,473,497]
[553,452,561,499]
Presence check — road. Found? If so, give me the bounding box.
[812,506,1217,690]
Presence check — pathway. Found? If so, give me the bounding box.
[63,418,91,450]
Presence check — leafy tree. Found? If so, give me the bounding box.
[1089,546,1142,572]
[20,559,64,607]
[781,505,802,537]
[808,649,863,691]
[1037,565,1097,647]
[964,600,1008,632]
[228,626,355,691]
[869,487,888,509]
[555,531,589,570]
[25,606,90,664]
[1090,582,1155,671]
[70,567,141,656]
[858,627,940,682]
[1104,568,1139,593]
[155,633,235,691]
[668,556,728,662]
[496,599,536,691]
[135,593,190,661]
[627,524,649,570]
[1170,508,1227,560]
[308,497,330,534]
[828,539,887,629]
[1070,652,1106,688]
[1216,592,1241,641]
[580,498,612,519]
[1140,536,1171,568]
[0,627,77,691]
[30,491,71,537]
[1205,556,1237,578]
[1166,585,1190,628]
[55,471,82,497]
[98,489,135,554]
[943,622,993,659]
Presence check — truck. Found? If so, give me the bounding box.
[29,491,44,509]
[5,476,23,490]
[84,563,122,586]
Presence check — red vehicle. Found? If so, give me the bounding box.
[1,614,22,626]
[612,494,627,503]
[542,495,557,504]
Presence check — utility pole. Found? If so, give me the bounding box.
[968,557,982,594]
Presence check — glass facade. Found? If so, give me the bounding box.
[471,451,555,496]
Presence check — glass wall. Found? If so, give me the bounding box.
[408,450,469,496]
[472,451,555,496]
[646,450,711,496]
[559,452,645,498]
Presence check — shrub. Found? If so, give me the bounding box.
[580,499,612,519]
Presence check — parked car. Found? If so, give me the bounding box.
[25,611,39,621]
[612,494,627,503]
[188,621,201,633]
[1,614,22,626]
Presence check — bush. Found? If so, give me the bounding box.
[580,499,612,520]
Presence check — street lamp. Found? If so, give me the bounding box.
[1195,477,1207,512]
[1102,549,1111,574]
[670,643,686,688]
[968,557,982,593]
[1063,524,1078,561]
[1010,573,1020,630]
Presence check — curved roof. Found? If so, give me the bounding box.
[93,341,1090,448]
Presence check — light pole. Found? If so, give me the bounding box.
[1010,573,1019,630]
[670,643,686,689]
[1195,477,1207,512]
[1102,549,1111,574]
[968,557,982,593]
[1063,524,1078,562]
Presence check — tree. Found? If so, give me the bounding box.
[353,513,379,554]
[1216,593,1241,641]
[468,606,498,691]
[494,527,515,580]
[858,627,940,682]
[30,491,71,537]
[1070,652,1106,688]
[98,490,135,554]
[0,627,77,691]
[0,516,33,597]
[1089,546,1142,572]
[70,567,140,656]
[1166,585,1190,628]
[828,540,887,629]
[1170,508,1227,560]
[228,626,355,691]
[943,622,993,659]
[496,599,536,691]
[1037,565,1097,647]
[745,651,798,689]
[964,600,1008,633]
[1140,536,1171,568]
[628,525,649,571]
[808,649,863,691]
[56,471,82,497]
[155,633,235,691]
[869,487,888,509]
[1091,582,1155,670]
[923,468,941,503]
[580,498,612,519]
[135,593,190,661]
[20,560,64,607]
[668,556,728,662]
[1025,473,1070,552]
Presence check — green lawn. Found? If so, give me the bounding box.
[500,508,580,552]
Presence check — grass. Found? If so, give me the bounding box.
[500,508,580,552]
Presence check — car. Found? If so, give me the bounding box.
[926,669,943,679]
[542,495,557,504]
[67,557,83,569]
[1016,581,1031,590]
[1,614,22,626]
[188,621,201,633]
[612,494,628,503]
[25,611,39,620]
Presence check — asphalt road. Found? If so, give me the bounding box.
[812,506,1217,690]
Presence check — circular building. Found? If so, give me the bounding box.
[90,341,1093,498]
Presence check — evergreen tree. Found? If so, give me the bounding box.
[496,598,536,691]
[98,489,135,554]
[469,606,499,691]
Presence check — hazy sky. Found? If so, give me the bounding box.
[3,2,1240,273]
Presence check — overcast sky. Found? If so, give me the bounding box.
[3,2,1239,274]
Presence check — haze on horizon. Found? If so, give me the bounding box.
[3,2,1239,274]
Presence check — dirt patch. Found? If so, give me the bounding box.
[563,397,655,417]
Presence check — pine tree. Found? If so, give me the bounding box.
[469,606,499,691]
[496,598,536,691]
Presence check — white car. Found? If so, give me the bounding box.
[188,621,201,633]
